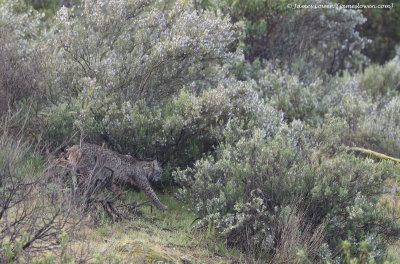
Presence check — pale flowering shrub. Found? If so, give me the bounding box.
[175,118,400,261]
[0,0,43,40]
[256,65,327,125]
[0,0,45,112]
[44,0,237,104]
[232,62,370,127]
[326,75,371,132]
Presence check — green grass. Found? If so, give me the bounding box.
[387,243,400,263]
[72,190,244,263]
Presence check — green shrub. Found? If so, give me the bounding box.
[38,101,79,147]
[360,96,400,157]
[339,239,395,264]
[175,118,400,262]
[25,0,57,19]
[322,61,400,157]
[256,65,327,124]
[338,0,400,64]
[319,71,371,131]
[198,0,369,75]
[357,57,400,99]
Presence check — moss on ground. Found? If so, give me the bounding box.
[115,240,176,263]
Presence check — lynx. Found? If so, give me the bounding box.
[64,143,168,210]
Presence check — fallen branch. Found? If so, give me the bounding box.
[349,147,400,163]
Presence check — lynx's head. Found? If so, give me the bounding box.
[145,160,162,182]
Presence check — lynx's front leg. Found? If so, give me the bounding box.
[135,174,168,210]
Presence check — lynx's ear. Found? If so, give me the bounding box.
[152,160,159,168]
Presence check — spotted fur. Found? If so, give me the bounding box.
[65,143,167,210]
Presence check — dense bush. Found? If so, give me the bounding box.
[357,56,400,99]
[265,5,369,76]
[25,0,57,18]
[360,96,400,157]
[338,0,400,64]
[256,65,327,124]
[198,0,369,76]
[175,118,400,262]
[0,0,45,113]
[323,58,400,156]
[43,0,236,105]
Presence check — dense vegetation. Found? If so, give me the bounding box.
[1,0,400,263]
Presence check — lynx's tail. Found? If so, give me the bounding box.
[136,176,168,210]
